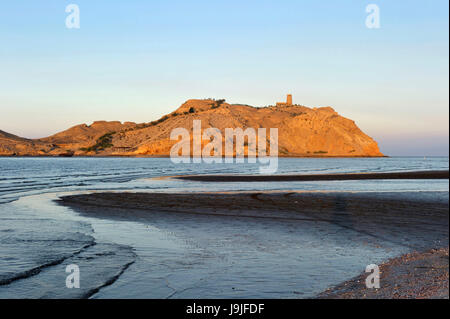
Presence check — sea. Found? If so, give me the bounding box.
[0,157,448,298]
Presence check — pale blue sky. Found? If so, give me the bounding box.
[0,0,448,155]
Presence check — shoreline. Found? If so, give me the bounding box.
[175,170,449,182]
[318,247,449,299]
[0,155,390,158]
[58,190,449,298]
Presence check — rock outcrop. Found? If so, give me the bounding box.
[0,99,384,157]
[0,130,52,156]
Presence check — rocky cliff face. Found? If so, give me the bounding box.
[0,99,384,157]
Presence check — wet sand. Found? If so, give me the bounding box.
[58,191,449,230]
[58,190,449,298]
[175,170,449,182]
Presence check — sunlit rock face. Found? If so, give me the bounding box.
[0,99,384,157]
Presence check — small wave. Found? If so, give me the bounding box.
[0,242,95,286]
[0,243,136,299]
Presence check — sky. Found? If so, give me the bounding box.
[0,0,448,156]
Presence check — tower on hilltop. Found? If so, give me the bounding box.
[276,94,293,107]
[287,94,292,105]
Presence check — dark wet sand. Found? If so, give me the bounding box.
[175,170,449,182]
[58,191,449,229]
[58,190,449,299]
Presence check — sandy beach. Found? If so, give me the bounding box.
[58,188,449,299]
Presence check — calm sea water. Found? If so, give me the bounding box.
[0,157,448,298]
[1,157,448,204]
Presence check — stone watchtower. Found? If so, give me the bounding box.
[286,94,292,105]
[276,94,293,107]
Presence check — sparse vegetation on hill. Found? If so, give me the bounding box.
[0,98,384,157]
[211,99,226,109]
[80,132,115,152]
[127,114,171,132]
